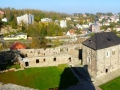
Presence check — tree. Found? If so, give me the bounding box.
[34,16,40,22]
[76,29,82,34]
[0,21,3,32]
[52,39,62,47]
[107,12,113,16]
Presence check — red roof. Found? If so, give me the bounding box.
[10,42,27,50]
[69,29,75,35]
[0,11,5,15]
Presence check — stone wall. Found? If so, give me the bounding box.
[19,44,82,68]
[96,45,120,77]
[82,44,120,77]
[82,45,97,77]
[19,44,82,57]
[20,54,81,67]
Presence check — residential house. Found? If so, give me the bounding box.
[103,22,110,26]
[15,33,27,40]
[76,24,82,29]
[60,20,67,28]
[10,42,27,50]
[82,24,89,28]
[4,33,27,40]
[41,18,52,22]
[89,22,100,33]
[66,30,77,42]
[81,29,91,35]
[1,18,7,22]
[82,32,120,77]
[66,17,71,20]
[66,30,75,36]
[115,25,120,32]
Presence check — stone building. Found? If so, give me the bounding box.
[89,23,100,33]
[82,32,120,77]
[89,16,100,33]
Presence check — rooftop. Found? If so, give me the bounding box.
[82,32,120,50]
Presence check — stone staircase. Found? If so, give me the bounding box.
[93,68,120,86]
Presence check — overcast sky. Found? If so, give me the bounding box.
[1,0,120,14]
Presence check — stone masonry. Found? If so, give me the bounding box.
[83,45,120,78]
[19,44,82,68]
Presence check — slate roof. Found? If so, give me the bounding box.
[67,81,95,90]
[82,32,120,50]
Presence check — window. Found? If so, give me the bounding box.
[53,58,56,61]
[38,52,40,54]
[67,48,68,51]
[112,50,115,55]
[25,62,29,66]
[87,57,91,64]
[43,59,46,62]
[25,54,27,57]
[69,57,71,62]
[106,51,110,57]
[36,59,39,63]
[105,69,108,73]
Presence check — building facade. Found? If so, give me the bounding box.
[60,20,67,28]
[17,14,34,25]
[82,32,120,77]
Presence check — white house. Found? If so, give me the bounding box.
[1,18,7,22]
[66,17,71,20]
[15,33,27,40]
[60,20,67,28]
[82,24,89,28]
[76,24,82,29]
[66,30,75,36]
[103,22,110,26]
[4,33,27,40]
[66,30,77,42]
[41,18,52,22]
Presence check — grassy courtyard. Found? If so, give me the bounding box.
[99,76,120,90]
[0,64,78,90]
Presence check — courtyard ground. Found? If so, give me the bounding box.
[0,64,78,90]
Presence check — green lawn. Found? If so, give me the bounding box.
[99,76,120,90]
[0,64,78,90]
[9,64,21,69]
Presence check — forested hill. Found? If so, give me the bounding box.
[0,7,71,22]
